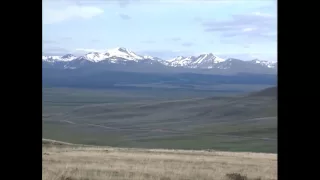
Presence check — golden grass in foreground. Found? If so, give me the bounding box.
[43,145,277,180]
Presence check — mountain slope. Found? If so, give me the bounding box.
[250,86,277,97]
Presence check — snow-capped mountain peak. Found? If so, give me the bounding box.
[80,52,108,62]
[169,56,187,61]
[164,53,226,69]
[113,47,129,53]
[42,47,277,73]
[251,59,277,68]
[165,56,195,67]
[106,47,144,61]
[194,53,225,64]
[42,54,77,62]
[143,55,154,59]
[75,47,146,62]
[42,55,60,62]
[61,54,77,61]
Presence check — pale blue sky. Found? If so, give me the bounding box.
[43,0,277,61]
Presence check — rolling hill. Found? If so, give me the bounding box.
[250,86,277,97]
[43,87,277,153]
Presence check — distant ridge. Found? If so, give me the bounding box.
[42,47,277,74]
[250,86,277,97]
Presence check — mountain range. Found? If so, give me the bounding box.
[42,47,277,74]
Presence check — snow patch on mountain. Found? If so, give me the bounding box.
[77,47,144,62]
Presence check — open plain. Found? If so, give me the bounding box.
[43,140,277,180]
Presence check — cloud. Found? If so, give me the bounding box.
[91,39,101,43]
[75,48,105,53]
[243,44,251,49]
[138,49,194,59]
[44,0,239,10]
[43,37,74,44]
[214,52,277,61]
[61,37,74,41]
[193,17,203,22]
[43,40,58,44]
[116,0,234,8]
[181,42,194,47]
[141,40,155,44]
[43,46,70,55]
[118,13,131,20]
[43,5,104,24]
[203,11,276,41]
[118,0,133,8]
[44,47,106,56]
[44,0,136,8]
[169,37,181,42]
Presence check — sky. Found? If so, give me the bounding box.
[43,0,277,61]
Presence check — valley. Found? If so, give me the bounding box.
[43,86,277,153]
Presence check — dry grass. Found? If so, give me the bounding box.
[43,142,277,180]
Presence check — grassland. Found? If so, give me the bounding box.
[43,87,277,153]
[42,140,277,180]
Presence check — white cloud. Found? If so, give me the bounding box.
[203,10,277,40]
[75,48,105,52]
[117,13,131,20]
[42,46,70,55]
[252,12,274,17]
[242,27,256,32]
[43,5,104,24]
[214,52,277,61]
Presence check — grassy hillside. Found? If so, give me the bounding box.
[43,141,277,180]
[43,87,277,153]
[250,86,277,97]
